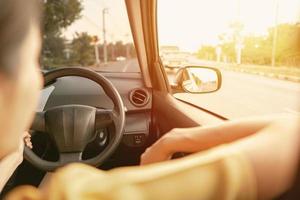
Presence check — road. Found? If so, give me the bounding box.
[175,70,300,119]
[92,59,140,73]
[95,58,300,119]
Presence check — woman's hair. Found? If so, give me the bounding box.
[0,0,42,77]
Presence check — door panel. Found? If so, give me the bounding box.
[153,91,225,135]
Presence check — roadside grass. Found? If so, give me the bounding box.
[219,63,300,82]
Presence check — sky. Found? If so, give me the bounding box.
[63,0,300,52]
[63,0,133,42]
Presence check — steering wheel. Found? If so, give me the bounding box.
[24,67,125,171]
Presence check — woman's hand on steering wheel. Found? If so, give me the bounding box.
[24,132,32,149]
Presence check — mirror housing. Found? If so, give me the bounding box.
[172,66,222,94]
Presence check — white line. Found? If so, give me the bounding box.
[122,60,131,72]
[283,108,300,115]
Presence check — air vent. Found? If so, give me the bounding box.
[129,88,149,107]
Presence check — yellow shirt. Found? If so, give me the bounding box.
[5,146,257,200]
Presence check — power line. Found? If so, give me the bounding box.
[82,15,101,29]
[88,0,131,42]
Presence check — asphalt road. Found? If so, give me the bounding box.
[92,59,140,73]
[95,58,300,119]
[175,70,300,119]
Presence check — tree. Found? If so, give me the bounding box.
[98,41,137,61]
[242,23,300,66]
[70,32,95,66]
[269,24,300,66]
[42,0,83,67]
[42,35,66,67]
[242,35,271,65]
[217,23,300,66]
[217,21,245,64]
[197,45,216,60]
[218,33,235,63]
[43,0,83,36]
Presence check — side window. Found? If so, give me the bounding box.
[158,0,300,119]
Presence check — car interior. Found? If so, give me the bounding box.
[1,0,299,198]
[0,0,225,193]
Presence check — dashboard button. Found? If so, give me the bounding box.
[122,134,146,147]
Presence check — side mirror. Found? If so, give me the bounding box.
[173,66,222,93]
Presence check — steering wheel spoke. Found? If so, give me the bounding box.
[95,108,114,129]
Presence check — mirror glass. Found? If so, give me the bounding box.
[181,67,219,93]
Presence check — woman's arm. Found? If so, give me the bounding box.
[0,142,23,191]
[141,114,300,199]
[140,114,297,165]
[0,133,32,191]
[228,114,300,199]
[5,115,299,200]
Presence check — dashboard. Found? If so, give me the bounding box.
[37,71,153,166]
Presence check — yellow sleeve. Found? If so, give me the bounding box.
[5,146,257,200]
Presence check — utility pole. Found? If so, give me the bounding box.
[92,36,100,66]
[102,8,108,64]
[271,0,279,67]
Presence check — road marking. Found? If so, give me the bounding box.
[122,60,131,72]
[283,108,300,115]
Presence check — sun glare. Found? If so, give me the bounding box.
[158,0,300,52]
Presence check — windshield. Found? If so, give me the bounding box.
[41,0,140,73]
[158,0,300,118]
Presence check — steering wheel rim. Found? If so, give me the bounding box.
[24,67,125,171]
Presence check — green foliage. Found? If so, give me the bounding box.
[42,0,83,67]
[197,45,216,60]
[41,1,137,68]
[243,24,300,66]
[270,24,300,66]
[242,35,272,65]
[42,35,66,67]
[70,32,95,66]
[43,0,83,36]
[197,23,300,67]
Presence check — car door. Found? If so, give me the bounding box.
[125,0,225,137]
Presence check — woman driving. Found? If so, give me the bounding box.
[0,0,42,192]
[0,0,299,200]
